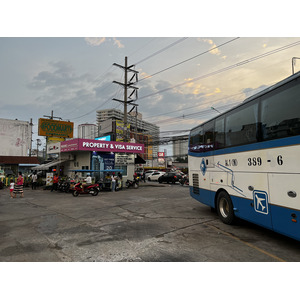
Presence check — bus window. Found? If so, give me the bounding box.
[225,101,258,147]
[261,81,300,141]
[203,121,214,152]
[189,126,204,152]
[215,116,225,149]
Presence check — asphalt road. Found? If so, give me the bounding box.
[0,182,299,262]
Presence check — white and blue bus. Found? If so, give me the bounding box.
[188,71,300,241]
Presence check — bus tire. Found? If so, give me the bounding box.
[216,191,235,225]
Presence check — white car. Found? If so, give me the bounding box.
[144,170,157,179]
[147,171,165,181]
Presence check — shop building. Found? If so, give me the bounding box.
[33,138,145,182]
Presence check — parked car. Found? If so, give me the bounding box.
[158,172,183,184]
[144,170,157,179]
[147,171,165,181]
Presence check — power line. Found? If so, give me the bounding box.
[128,37,158,58]
[62,38,237,122]
[144,91,245,121]
[138,40,300,101]
[138,37,240,82]
[133,37,189,65]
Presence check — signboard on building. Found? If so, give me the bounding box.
[102,153,115,170]
[61,138,144,154]
[47,142,61,154]
[115,153,135,165]
[38,118,74,138]
[0,118,30,156]
[158,152,165,166]
[95,135,111,141]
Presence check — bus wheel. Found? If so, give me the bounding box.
[216,191,235,225]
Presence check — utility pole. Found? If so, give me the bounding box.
[112,57,139,142]
[43,110,62,120]
[43,110,63,159]
[29,118,33,157]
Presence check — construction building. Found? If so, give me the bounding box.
[96,108,159,160]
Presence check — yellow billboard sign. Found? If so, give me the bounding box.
[38,118,74,138]
[116,120,130,142]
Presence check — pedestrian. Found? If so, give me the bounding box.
[85,173,92,184]
[31,171,38,190]
[13,172,24,198]
[111,173,116,192]
[117,172,122,180]
[83,173,92,190]
[51,173,59,192]
[9,179,14,198]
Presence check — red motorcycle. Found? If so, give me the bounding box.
[72,182,100,197]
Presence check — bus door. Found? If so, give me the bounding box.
[268,173,300,241]
[202,121,215,206]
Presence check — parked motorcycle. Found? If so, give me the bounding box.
[57,180,70,192]
[179,176,189,186]
[72,182,100,197]
[126,178,139,189]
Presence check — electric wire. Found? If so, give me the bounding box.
[138,37,240,81]
[138,40,300,101]
[133,37,189,65]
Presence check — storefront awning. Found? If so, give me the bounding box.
[32,159,67,170]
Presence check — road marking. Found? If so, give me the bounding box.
[206,224,286,262]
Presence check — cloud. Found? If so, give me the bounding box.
[25,60,118,123]
[27,61,89,91]
[113,38,124,48]
[242,85,268,98]
[85,37,106,46]
[84,37,124,48]
[206,87,221,97]
[199,38,222,56]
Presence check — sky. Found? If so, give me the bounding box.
[1,1,300,154]
[2,36,300,152]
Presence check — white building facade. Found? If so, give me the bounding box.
[78,123,99,139]
[0,118,31,156]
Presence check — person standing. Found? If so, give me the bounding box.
[13,172,24,198]
[51,173,59,192]
[111,173,116,192]
[9,179,14,198]
[31,172,38,190]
